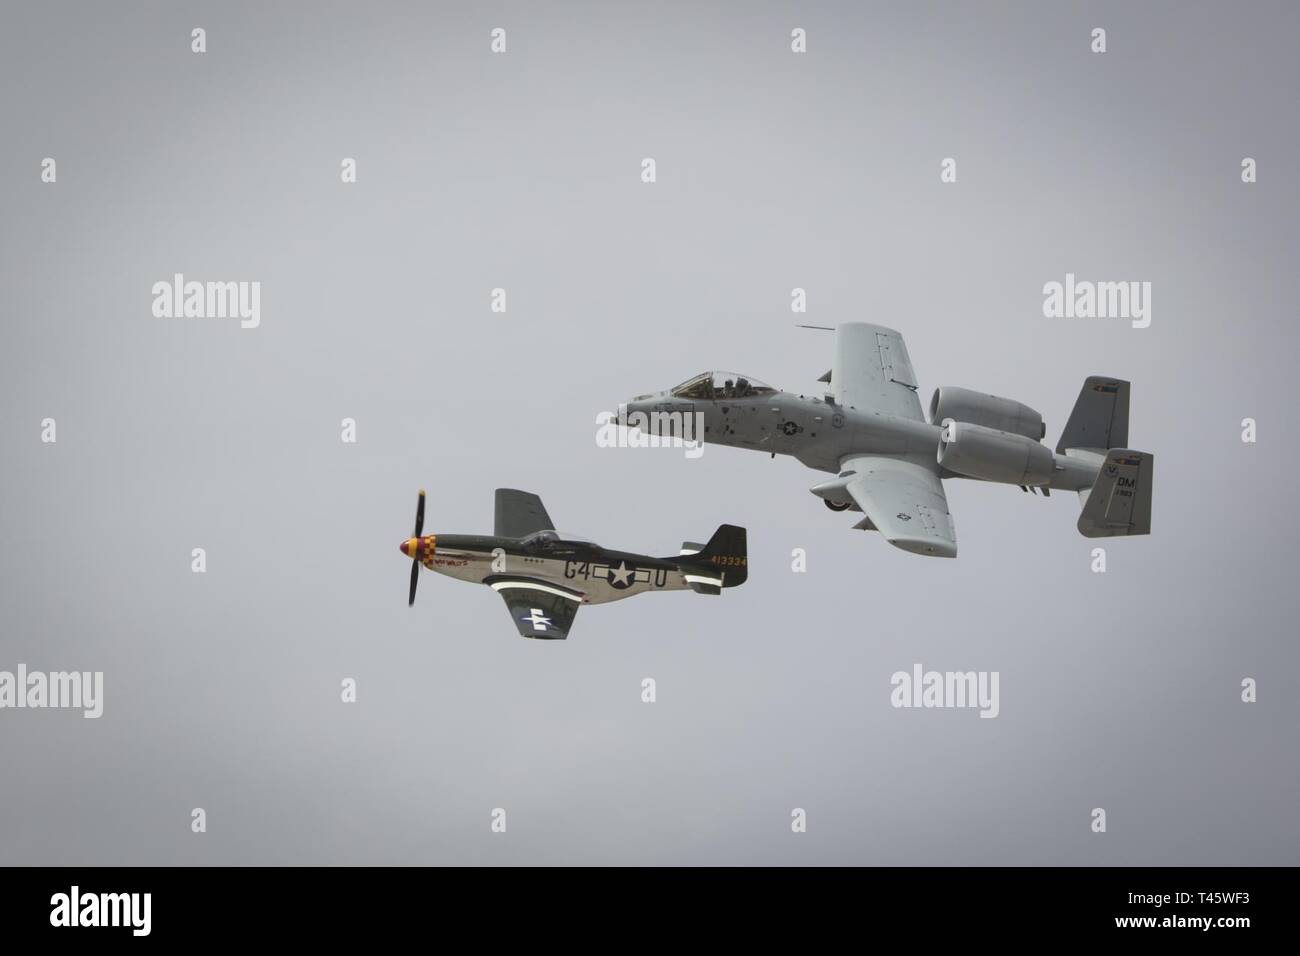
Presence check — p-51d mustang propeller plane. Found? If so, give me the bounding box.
[399,489,746,639]
[621,322,1153,558]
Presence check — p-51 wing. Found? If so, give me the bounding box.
[488,578,582,640]
[494,489,555,538]
[840,455,957,558]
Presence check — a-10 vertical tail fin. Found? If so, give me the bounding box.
[1078,449,1153,537]
[1057,378,1151,537]
[1057,377,1129,455]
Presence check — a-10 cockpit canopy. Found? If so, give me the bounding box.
[670,371,777,400]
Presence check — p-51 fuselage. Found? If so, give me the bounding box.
[405,531,706,605]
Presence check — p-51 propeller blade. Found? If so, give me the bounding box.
[407,489,425,606]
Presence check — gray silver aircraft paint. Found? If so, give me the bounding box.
[399,489,747,639]
[621,322,1153,558]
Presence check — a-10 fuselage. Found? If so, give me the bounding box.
[621,387,1099,493]
[405,532,710,604]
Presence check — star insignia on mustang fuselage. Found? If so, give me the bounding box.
[608,561,635,588]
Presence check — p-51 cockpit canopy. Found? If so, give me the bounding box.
[520,529,598,550]
[670,371,776,401]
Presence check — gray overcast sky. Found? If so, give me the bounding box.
[1,1,1297,865]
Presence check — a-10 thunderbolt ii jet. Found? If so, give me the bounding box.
[398,488,747,639]
[619,323,1152,558]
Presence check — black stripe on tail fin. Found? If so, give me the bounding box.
[1057,377,1129,455]
[679,524,747,592]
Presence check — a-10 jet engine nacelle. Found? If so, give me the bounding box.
[929,386,1045,441]
[937,419,1055,486]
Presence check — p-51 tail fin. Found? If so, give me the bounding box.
[677,524,748,593]
[1079,449,1153,537]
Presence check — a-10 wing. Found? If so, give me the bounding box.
[840,455,957,558]
[830,323,925,421]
